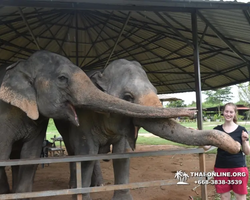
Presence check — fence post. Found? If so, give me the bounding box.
[199,153,208,200]
[76,162,83,200]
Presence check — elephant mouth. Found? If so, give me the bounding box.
[66,101,79,126]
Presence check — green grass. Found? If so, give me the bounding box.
[46,119,250,199]
[46,119,250,150]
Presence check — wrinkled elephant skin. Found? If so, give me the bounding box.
[0,53,195,200]
[134,118,241,154]
[56,59,240,200]
[54,59,195,200]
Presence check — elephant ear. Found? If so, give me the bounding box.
[88,70,108,92]
[0,61,39,120]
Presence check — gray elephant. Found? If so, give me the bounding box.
[0,51,196,199]
[54,59,240,200]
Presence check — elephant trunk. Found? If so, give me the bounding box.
[133,118,241,154]
[71,72,195,119]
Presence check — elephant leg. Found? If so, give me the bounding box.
[10,149,21,192]
[69,162,76,188]
[11,166,19,192]
[91,161,103,187]
[14,133,45,200]
[15,164,38,194]
[112,139,133,200]
[90,145,110,187]
[0,167,10,194]
[72,144,99,200]
[0,142,12,194]
[70,160,96,200]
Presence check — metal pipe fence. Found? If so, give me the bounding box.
[0,147,215,200]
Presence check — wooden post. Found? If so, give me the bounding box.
[199,153,208,200]
[76,162,83,200]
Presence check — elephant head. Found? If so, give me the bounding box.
[0,51,193,127]
[89,59,161,107]
[87,59,240,154]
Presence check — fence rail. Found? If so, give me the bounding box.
[0,146,215,200]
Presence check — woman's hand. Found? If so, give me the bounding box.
[242,130,250,155]
[242,131,249,142]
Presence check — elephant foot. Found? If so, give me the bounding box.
[90,176,103,187]
[73,194,92,200]
[112,190,133,200]
[0,188,10,194]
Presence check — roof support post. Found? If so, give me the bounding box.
[105,11,131,67]
[192,10,207,200]
[192,10,203,131]
[18,7,41,50]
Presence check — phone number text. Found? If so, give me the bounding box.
[195,180,242,185]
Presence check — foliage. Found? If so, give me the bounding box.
[203,87,233,106]
[238,82,250,105]
[213,114,221,121]
[237,114,245,121]
[187,100,196,107]
[165,100,186,108]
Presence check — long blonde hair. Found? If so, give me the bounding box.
[222,102,238,123]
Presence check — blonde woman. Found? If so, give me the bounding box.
[204,103,250,200]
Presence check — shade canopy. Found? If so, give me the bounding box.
[1,0,250,94]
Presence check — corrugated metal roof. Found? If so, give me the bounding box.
[1,0,250,94]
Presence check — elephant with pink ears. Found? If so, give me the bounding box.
[54,59,240,200]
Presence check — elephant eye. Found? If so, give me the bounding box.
[124,93,134,102]
[58,75,68,84]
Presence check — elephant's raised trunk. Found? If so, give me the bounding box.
[71,71,195,119]
[133,118,241,154]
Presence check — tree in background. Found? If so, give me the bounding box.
[237,82,250,120]
[203,87,233,117]
[203,87,233,105]
[237,82,250,105]
[165,100,186,108]
[187,101,196,107]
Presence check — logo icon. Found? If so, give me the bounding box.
[174,170,189,184]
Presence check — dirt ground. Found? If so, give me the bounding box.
[7,145,218,200]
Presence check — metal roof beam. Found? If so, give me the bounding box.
[6,13,70,61]
[0,38,34,53]
[141,48,228,66]
[82,15,170,90]
[0,12,63,36]
[105,11,131,67]
[18,7,40,50]
[0,47,30,58]
[2,21,35,46]
[1,0,250,11]
[34,8,68,56]
[58,14,75,56]
[37,13,70,49]
[85,13,213,90]
[155,12,194,49]
[79,12,113,67]
[199,24,208,47]
[197,10,250,64]
[203,62,247,80]
[243,10,250,79]
[78,13,101,65]
[84,25,141,68]
[82,15,120,67]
